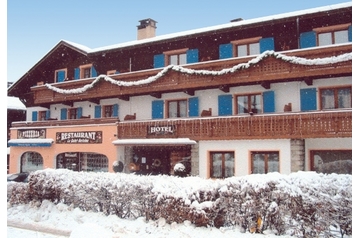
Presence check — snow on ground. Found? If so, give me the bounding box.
[7,200,294,238]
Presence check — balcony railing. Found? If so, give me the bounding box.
[31,44,352,107]
[117,110,352,140]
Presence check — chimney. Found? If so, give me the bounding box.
[137,18,157,40]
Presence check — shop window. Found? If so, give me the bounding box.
[55,69,67,82]
[56,152,108,172]
[251,151,279,174]
[319,86,352,110]
[21,151,44,172]
[167,99,187,118]
[311,150,352,174]
[209,151,235,178]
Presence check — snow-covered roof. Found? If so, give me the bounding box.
[77,2,352,53]
[7,96,26,110]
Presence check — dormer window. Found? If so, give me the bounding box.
[231,37,262,57]
[314,23,351,46]
[74,64,98,80]
[55,69,67,82]
[164,48,189,66]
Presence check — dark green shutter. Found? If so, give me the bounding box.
[218,94,232,116]
[77,107,83,118]
[186,49,199,64]
[300,88,317,111]
[263,91,275,113]
[188,97,199,117]
[154,54,165,68]
[259,37,275,53]
[113,104,119,117]
[74,67,80,80]
[60,108,67,120]
[94,105,102,118]
[32,111,38,121]
[300,31,317,49]
[219,43,233,59]
[152,100,164,119]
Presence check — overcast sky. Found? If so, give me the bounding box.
[6,0,352,84]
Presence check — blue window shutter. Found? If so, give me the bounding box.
[259,37,275,53]
[77,107,83,118]
[45,110,51,120]
[300,31,317,49]
[186,49,199,64]
[113,104,119,117]
[219,43,233,59]
[348,25,352,42]
[57,70,65,82]
[154,54,165,68]
[218,94,232,116]
[188,97,199,117]
[300,88,317,111]
[94,105,102,118]
[263,91,275,113]
[74,67,80,80]
[91,66,97,77]
[152,100,164,119]
[32,111,38,121]
[60,108,67,120]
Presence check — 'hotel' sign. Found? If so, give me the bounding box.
[147,125,176,135]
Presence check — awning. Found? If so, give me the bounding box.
[8,139,54,147]
[112,138,197,146]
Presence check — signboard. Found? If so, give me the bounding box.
[18,129,46,139]
[147,125,176,136]
[56,131,102,144]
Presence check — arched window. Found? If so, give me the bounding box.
[21,151,44,172]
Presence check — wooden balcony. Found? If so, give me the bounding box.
[117,110,352,141]
[31,44,352,107]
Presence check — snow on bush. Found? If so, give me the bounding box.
[7,169,351,237]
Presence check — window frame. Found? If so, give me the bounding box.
[68,108,78,120]
[103,105,114,118]
[231,36,262,57]
[310,149,352,174]
[163,48,189,66]
[54,68,67,82]
[319,85,352,110]
[166,98,188,118]
[79,64,93,79]
[234,92,263,114]
[313,23,351,46]
[209,151,235,179]
[250,151,280,174]
[38,111,47,121]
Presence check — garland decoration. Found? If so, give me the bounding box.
[45,50,352,95]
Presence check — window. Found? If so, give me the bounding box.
[56,152,108,172]
[74,64,98,80]
[94,104,118,118]
[314,24,351,46]
[167,99,187,118]
[311,150,352,174]
[235,93,262,114]
[251,151,279,174]
[55,69,67,82]
[320,86,351,109]
[68,108,78,119]
[38,111,47,121]
[232,37,262,57]
[21,152,43,172]
[164,48,189,66]
[210,152,235,178]
[103,105,114,117]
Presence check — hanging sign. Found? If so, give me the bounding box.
[56,131,102,144]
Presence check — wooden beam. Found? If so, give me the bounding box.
[304,77,313,86]
[88,98,100,104]
[150,92,162,99]
[184,89,195,96]
[118,95,130,101]
[62,101,73,107]
[261,82,271,89]
[219,85,230,93]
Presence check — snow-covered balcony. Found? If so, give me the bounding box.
[30,44,352,108]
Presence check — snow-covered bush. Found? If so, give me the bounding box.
[7,169,352,237]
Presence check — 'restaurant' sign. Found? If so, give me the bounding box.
[56,131,102,144]
[147,125,176,135]
[18,129,46,139]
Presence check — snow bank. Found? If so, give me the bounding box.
[7,169,352,237]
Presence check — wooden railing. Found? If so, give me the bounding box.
[31,44,352,106]
[117,110,352,140]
